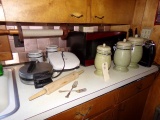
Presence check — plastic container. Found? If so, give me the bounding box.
[27,50,43,62]
[46,45,58,57]
[94,43,111,76]
[46,45,58,62]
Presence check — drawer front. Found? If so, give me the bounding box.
[118,73,156,103]
[47,90,118,120]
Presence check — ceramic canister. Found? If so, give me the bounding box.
[113,40,132,72]
[128,35,144,68]
[94,43,111,76]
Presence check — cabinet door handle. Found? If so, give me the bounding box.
[95,16,104,19]
[71,13,83,18]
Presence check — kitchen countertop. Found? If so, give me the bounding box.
[3,63,158,120]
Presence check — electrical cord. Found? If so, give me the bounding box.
[51,51,65,78]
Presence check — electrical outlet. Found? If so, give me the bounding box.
[141,28,152,39]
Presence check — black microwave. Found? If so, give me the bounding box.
[67,31,127,66]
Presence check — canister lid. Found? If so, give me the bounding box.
[128,35,144,45]
[97,43,111,51]
[28,50,43,58]
[117,41,132,47]
[46,45,58,52]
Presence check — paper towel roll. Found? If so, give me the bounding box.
[22,29,63,37]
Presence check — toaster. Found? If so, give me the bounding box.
[138,39,156,67]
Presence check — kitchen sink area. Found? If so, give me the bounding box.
[0,68,19,119]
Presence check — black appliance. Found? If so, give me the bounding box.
[67,31,127,66]
[139,39,156,67]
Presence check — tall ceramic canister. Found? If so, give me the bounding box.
[113,39,132,72]
[94,43,111,76]
[128,35,144,68]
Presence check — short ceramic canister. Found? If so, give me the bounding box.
[94,43,111,76]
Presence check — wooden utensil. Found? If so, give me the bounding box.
[29,70,84,101]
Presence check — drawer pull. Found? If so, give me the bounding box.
[71,13,83,18]
[95,16,104,19]
[75,106,92,119]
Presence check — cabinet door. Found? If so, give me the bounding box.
[115,88,150,120]
[91,0,136,24]
[118,73,155,103]
[0,25,12,61]
[1,0,89,23]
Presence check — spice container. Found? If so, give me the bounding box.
[113,39,132,72]
[94,43,111,76]
[128,35,144,68]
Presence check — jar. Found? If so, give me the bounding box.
[27,50,43,62]
[128,35,144,68]
[94,43,111,76]
[46,45,58,62]
[113,40,132,72]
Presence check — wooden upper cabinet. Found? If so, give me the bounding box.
[91,0,136,24]
[0,25,12,61]
[1,0,89,23]
[1,0,137,24]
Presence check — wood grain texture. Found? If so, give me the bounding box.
[1,0,136,24]
[47,90,118,120]
[91,0,136,24]
[1,0,89,23]
[0,52,12,61]
[141,73,160,120]
[132,0,160,65]
[0,25,12,61]
[141,0,159,27]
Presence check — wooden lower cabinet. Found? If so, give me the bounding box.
[47,90,118,120]
[47,73,156,120]
[114,88,150,120]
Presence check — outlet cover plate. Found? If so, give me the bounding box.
[141,28,152,39]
